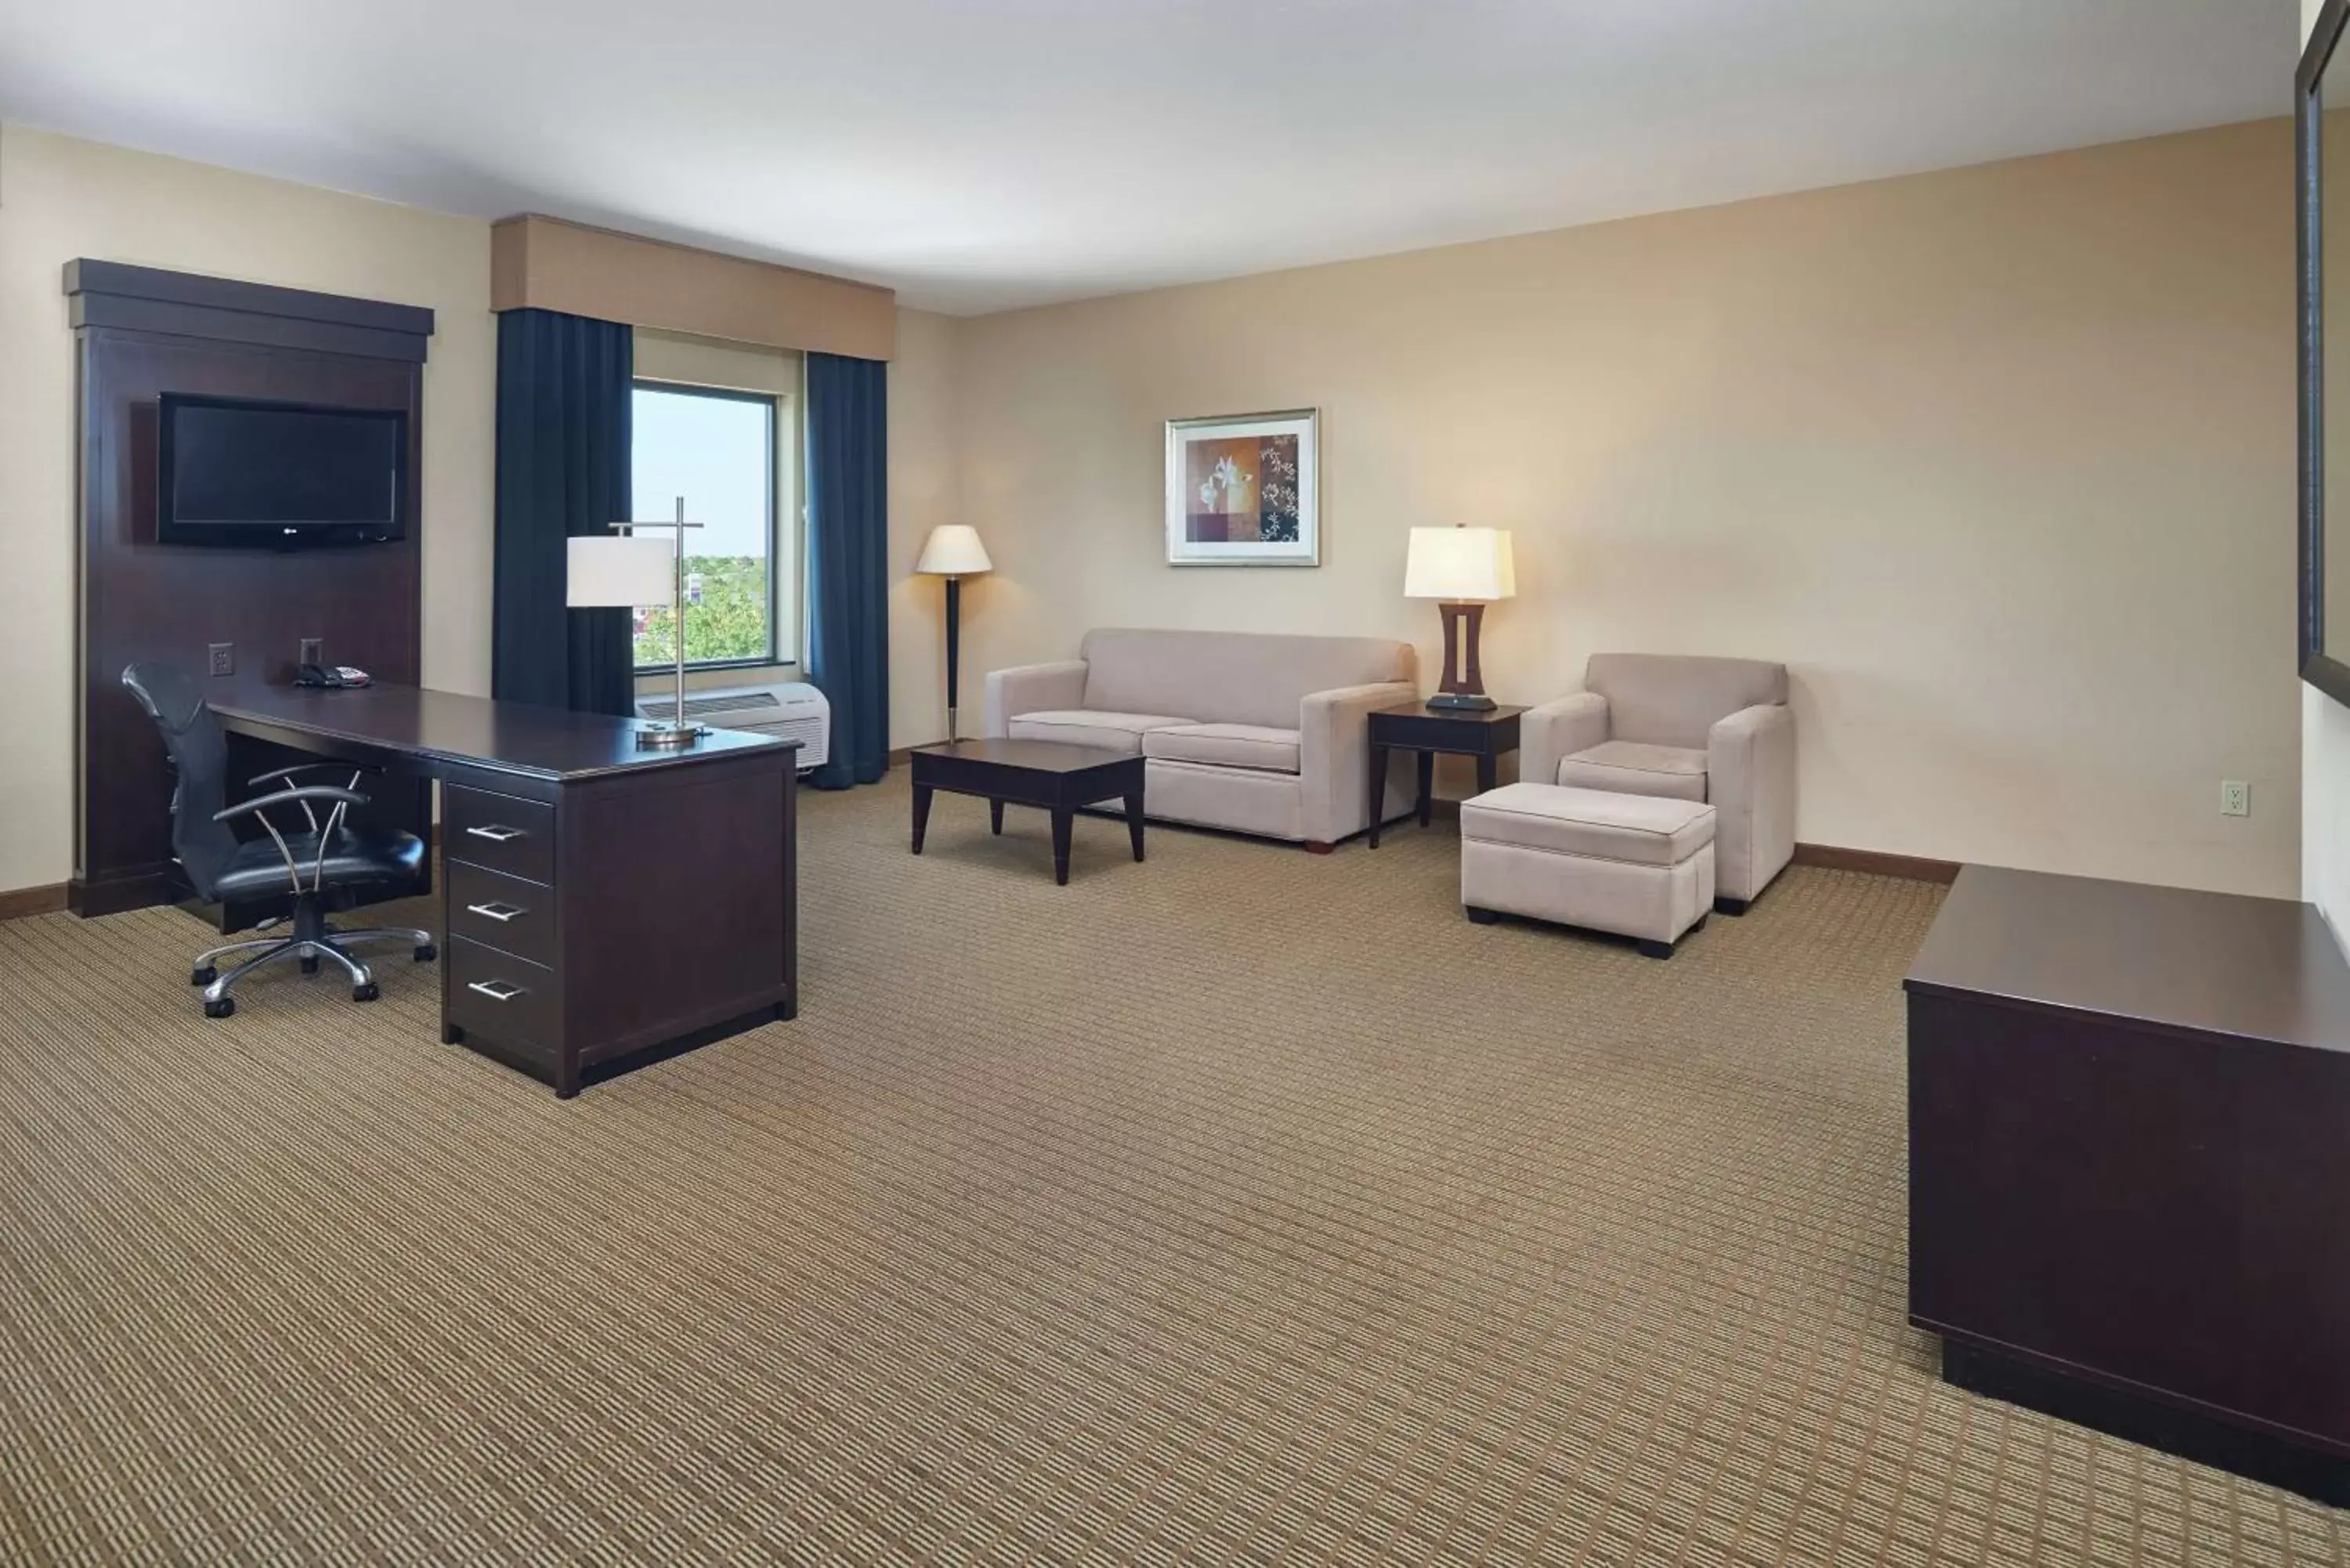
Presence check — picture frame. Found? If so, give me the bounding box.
[1164,408,1320,566]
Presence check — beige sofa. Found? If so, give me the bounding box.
[1520,653,1795,910]
[984,629,1417,850]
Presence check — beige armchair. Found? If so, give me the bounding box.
[1521,653,1795,910]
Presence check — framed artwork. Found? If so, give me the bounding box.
[1164,408,1320,566]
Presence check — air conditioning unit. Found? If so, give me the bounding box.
[636,681,829,771]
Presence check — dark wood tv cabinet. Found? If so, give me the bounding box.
[1906,866,2350,1503]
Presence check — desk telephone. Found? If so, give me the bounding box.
[295,663,372,689]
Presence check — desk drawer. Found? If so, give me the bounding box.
[447,937,560,1052]
[445,785,555,885]
[446,861,556,967]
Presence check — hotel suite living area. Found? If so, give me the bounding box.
[3,2,2348,1563]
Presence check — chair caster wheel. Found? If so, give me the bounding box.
[203,997,235,1019]
[352,982,380,1003]
[300,956,320,976]
[414,943,436,963]
[190,965,215,986]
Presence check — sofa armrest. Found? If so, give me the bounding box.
[1708,703,1796,902]
[982,660,1088,737]
[1299,681,1419,844]
[1520,692,1610,787]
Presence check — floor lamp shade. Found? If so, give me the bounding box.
[566,535,673,608]
[1404,526,1516,710]
[916,524,992,577]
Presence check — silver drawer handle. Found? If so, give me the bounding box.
[468,979,526,1003]
[465,900,525,923]
[465,824,526,843]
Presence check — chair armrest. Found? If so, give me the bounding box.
[213,785,370,823]
[248,761,376,789]
[218,784,374,892]
[1299,681,1418,842]
[1708,703,1796,901]
[983,660,1089,736]
[1520,692,1609,786]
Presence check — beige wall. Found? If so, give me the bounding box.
[0,117,2307,900]
[953,121,2300,896]
[888,307,962,748]
[0,125,497,897]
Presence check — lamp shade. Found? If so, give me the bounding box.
[1403,526,1516,602]
[915,524,992,576]
[566,535,674,609]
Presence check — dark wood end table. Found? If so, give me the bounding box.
[907,739,1146,885]
[1365,701,1527,848]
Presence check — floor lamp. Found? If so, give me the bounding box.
[916,526,992,741]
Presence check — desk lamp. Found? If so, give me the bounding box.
[569,496,703,748]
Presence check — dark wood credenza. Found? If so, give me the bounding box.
[1906,866,2350,1503]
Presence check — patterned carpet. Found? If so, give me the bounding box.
[0,775,2341,1566]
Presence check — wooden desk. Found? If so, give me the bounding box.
[1906,866,2350,1503]
[210,681,799,1098]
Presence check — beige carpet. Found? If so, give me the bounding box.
[0,776,2340,1566]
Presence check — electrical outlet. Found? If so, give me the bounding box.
[2221,779,2250,818]
[207,642,234,677]
[299,638,323,666]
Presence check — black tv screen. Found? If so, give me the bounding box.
[157,394,406,546]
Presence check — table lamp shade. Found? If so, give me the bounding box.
[566,535,674,609]
[916,524,992,576]
[1404,526,1516,602]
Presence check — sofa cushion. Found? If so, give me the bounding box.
[1142,723,1303,774]
[1556,740,1709,802]
[1007,710,1192,754]
[1585,652,1788,749]
[1079,628,1414,731]
[1460,783,1715,867]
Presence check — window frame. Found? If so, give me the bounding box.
[627,378,786,677]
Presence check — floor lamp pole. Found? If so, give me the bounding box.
[945,575,963,742]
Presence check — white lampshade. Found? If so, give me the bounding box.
[566,534,674,609]
[915,524,992,576]
[1404,526,1516,602]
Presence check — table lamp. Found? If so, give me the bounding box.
[1404,525,1516,710]
[569,495,705,748]
[915,525,992,741]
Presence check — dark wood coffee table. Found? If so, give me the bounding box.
[907,739,1146,885]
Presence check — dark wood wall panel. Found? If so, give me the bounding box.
[69,264,435,916]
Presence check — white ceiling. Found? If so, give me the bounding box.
[0,0,2295,315]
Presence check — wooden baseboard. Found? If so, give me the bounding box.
[1791,843,1961,884]
[0,883,70,923]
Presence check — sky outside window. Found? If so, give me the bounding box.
[630,385,774,668]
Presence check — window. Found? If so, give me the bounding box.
[629,381,790,671]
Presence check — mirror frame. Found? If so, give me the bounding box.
[2301,0,2350,706]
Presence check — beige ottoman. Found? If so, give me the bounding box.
[1460,783,1716,958]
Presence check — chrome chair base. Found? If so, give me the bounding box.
[191,919,435,1016]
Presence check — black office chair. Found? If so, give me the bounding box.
[122,663,436,1017]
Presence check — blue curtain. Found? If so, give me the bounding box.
[805,352,890,789]
[493,309,634,717]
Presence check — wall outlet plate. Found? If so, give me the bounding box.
[299,638,323,666]
[2221,780,2251,818]
[208,642,234,677]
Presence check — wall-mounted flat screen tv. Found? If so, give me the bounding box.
[157,393,407,547]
